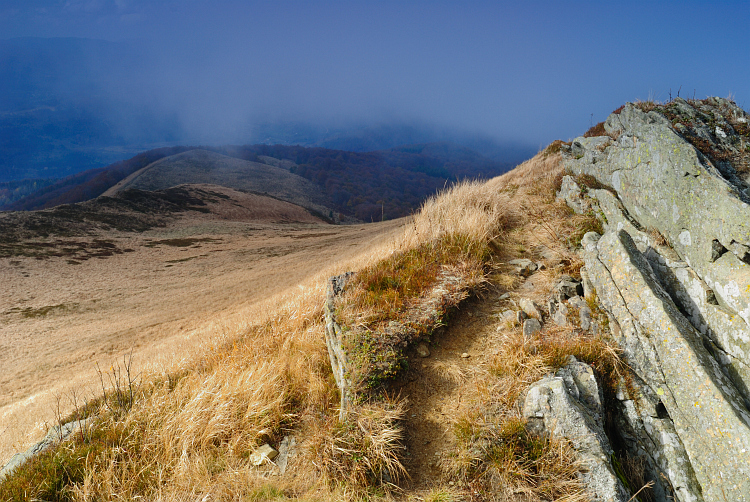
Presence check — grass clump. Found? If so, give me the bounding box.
[483,417,585,500]
[573,172,617,195]
[448,322,622,501]
[583,121,607,138]
[348,233,490,325]
[0,420,153,502]
[542,139,570,159]
[307,400,407,491]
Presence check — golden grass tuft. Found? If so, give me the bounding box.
[345,175,522,327]
[307,399,407,491]
[445,313,624,501]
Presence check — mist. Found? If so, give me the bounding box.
[1,1,750,180]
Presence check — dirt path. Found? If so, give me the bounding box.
[397,289,507,494]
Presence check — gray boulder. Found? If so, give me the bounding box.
[519,297,542,319]
[522,318,542,336]
[0,418,94,482]
[523,357,631,502]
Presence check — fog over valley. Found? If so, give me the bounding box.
[2,1,748,182]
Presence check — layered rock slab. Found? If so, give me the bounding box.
[583,230,750,501]
[523,357,630,502]
[566,101,750,347]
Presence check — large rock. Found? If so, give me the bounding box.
[566,100,750,343]
[523,357,631,501]
[583,230,750,501]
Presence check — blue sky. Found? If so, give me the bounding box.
[1,0,749,147]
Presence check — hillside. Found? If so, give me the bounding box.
[6,97,750,502]
[101,149,331,218]
[5,142,514,221]
[0,183,403,470]
[3,147,193,211]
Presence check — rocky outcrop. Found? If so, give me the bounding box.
[523,357,631,501]
[556,98,750,501]
[324,273,356,421]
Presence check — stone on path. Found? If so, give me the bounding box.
[250,443,279,466]
[522,318,541,336]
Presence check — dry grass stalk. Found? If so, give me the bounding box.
[307,398,408,491]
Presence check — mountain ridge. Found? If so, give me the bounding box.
[4,142,515,221]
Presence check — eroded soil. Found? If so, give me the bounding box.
[396,290,509,495]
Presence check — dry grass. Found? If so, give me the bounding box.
[1,227,407,500]
[334,152,595,400]
[433,153,625,501]
[307,399,408,490]
[344,176,521,326]
[2,149,621,501]
[334,178,523,395]
[445,322,623,502]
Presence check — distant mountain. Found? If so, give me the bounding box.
[4,147,193,211]
[211,143,514,220]
[103,149,330,217]
[4,142,513,222]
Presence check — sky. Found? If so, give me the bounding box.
[1,0,749,148]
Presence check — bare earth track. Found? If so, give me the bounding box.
[0,187,403,464]
[398,292,500,495]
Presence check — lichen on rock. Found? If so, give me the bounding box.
[555,97,750,502]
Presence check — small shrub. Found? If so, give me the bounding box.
[567,210,604,249]
[634,100,658,113]
[583,121,606,138]
[542,140,570,159]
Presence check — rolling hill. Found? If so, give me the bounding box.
[5,142,515,221]
[101,149,331,217]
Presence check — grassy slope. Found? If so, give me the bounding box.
[1,148,625,501]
